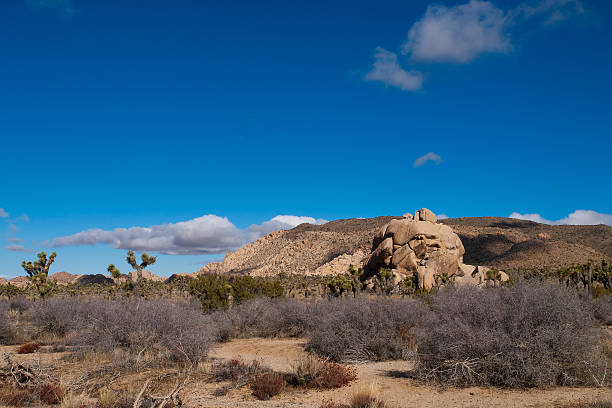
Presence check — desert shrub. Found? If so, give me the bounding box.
[0,386,35,407]
[59,392,90,408]
[290,354,357,389]
[16,341,41,354]
[316,362,357,389]
[212,358,264,387]
[290,353,324,387]
[231,275,284,303]
[189,273,284,312]
[9,296,32,313]
[189,273,232,311]
[96,389,135,408]
[212,297,314,340]
[591,295,612,325]
[413,281,605,387]
[306,297,424,361]
[320,389,388,408]
[320,401,351,408]
[39,382,64,404]
[251,372,284,400]
[33,297,88,336]
[349,391,387,408]
[72,298,216,367]
[31,297,216,368]
[0,301,15,344]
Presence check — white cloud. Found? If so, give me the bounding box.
[402,0,511,64]
[0,208,8,218]
[245,215,328,241]
[4,244,32,252]
[437,214,449,220]
[509,210,612,226]
[51,214,329,255]
[365,47,423,91]
[413,152,443,167]
[7,237,25,243]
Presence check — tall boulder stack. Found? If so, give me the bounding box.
[363,208,507,290]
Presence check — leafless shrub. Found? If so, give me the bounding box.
[591,295,612,326]
[9,296,32,313]
[211,297,314,340]
[413,281,606,387]
[33,297,217,369]
[33,297,88,337]
[306,297,424,362]
[0,301,16,344]
[211,358,264,389]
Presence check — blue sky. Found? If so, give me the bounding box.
[1,0,611,277]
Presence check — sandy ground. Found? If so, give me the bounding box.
[1,340,611,408]
[198,338,612,408]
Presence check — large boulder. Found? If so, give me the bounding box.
[363,208,503,290]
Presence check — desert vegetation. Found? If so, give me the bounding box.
[1,253,611,406]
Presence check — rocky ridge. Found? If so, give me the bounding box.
[198,214,612,279]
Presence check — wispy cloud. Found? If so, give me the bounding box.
[365,47,423,91]
[0,208,8,218]
[51,214,328,255]
[413,152,443,167]
[15,214,30,223]
[510,209,612,226]
[4,244,33,252]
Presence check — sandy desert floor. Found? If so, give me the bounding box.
[1,339,611,408]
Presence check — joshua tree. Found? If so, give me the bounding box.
[347,264,363,297]
[21,251,56,298]
[107,264,121,279]
[126,250,156,287]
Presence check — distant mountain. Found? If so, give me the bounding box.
[199,216,612,276]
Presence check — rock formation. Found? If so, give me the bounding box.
[363,208,508,290]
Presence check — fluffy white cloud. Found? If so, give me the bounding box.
[0,208,8,218]
[365,47,423,91]
[402,0,511,63]
[51,214,329,255]
[437,214,449,220]
[509,210,612,226]
[413,152,443,167]
[4,244,32,252]
[396,0,583,65]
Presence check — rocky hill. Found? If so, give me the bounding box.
[199,216,612,276]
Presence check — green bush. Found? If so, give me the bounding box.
[189,273,284,311]
[189,273,233,311]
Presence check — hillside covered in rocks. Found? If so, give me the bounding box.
[199,215,612,277]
